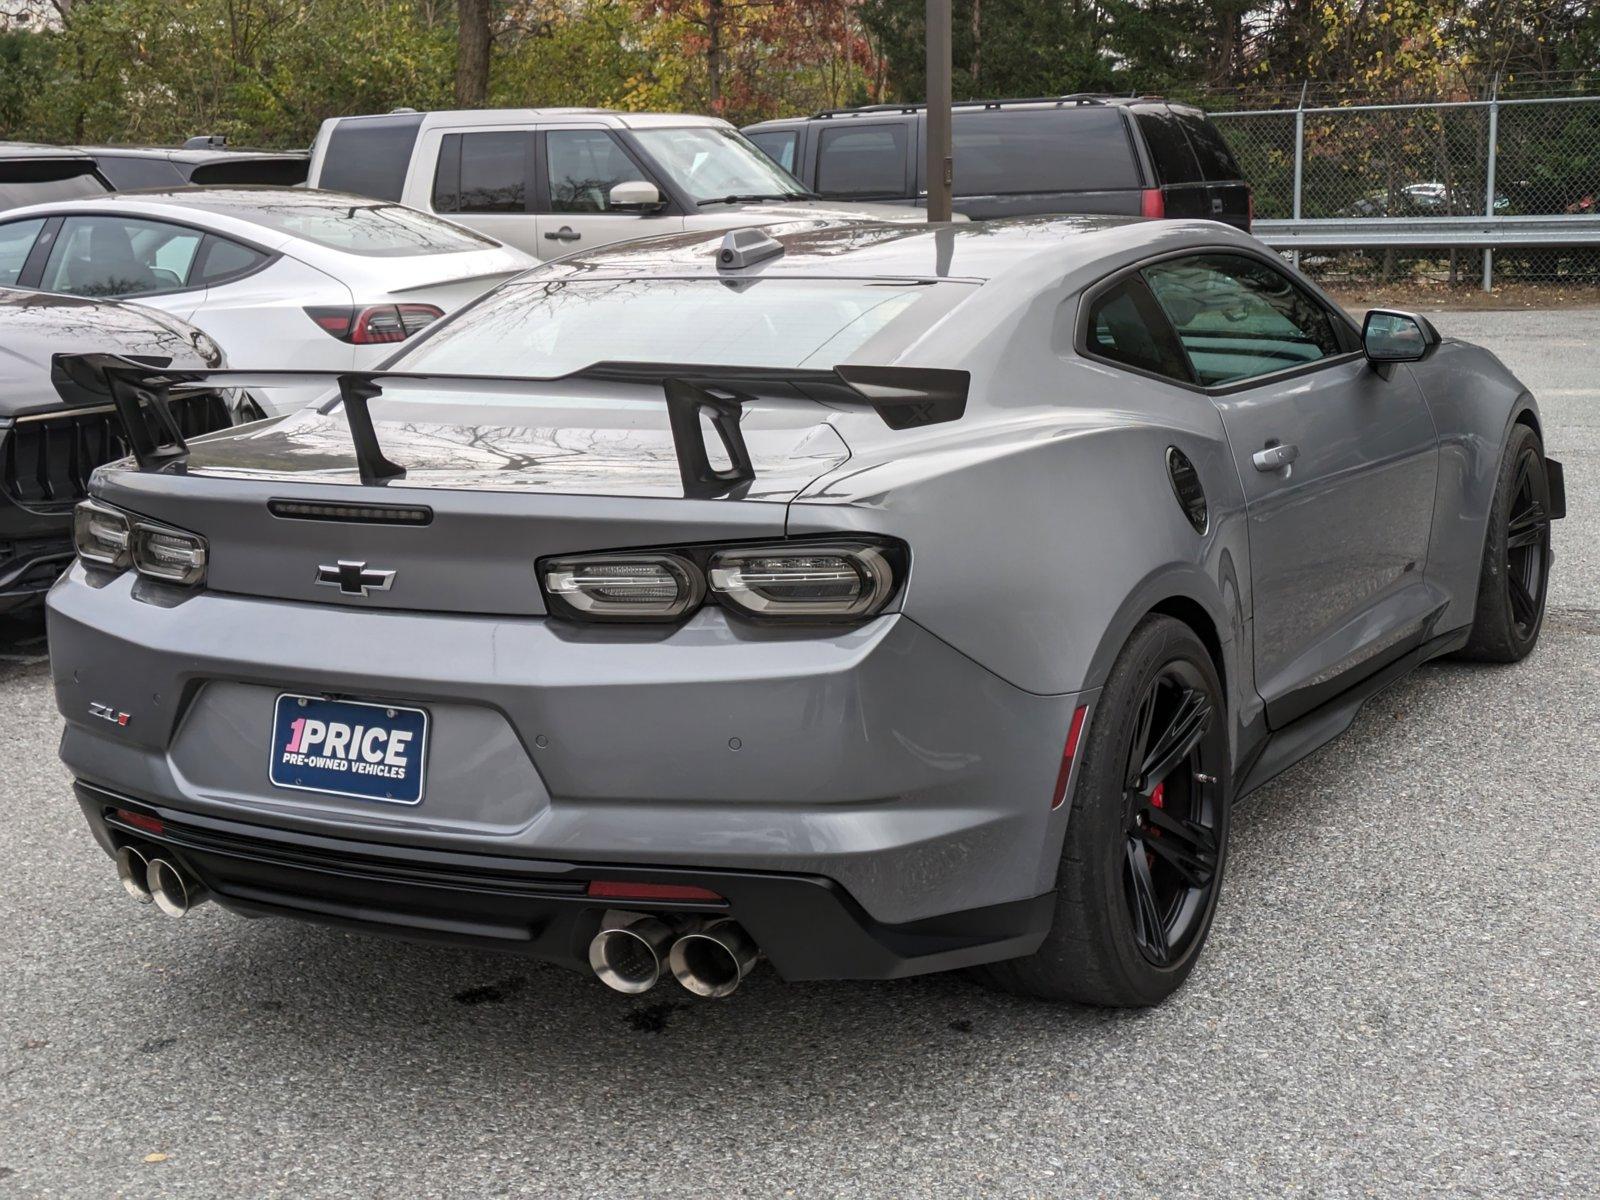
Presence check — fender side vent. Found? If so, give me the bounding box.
[268,499,433,526]
[1166,446,1208,534]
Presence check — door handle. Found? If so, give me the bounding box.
[544,227,581,242]
[1252,442,1300,472]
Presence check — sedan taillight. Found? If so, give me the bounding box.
[304,304,444,345]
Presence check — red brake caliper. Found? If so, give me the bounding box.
[1145,781,1165,869]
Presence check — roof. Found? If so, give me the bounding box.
[745,94,1190,129]
[541,213,1160,282]
[76,145,308,163]
[329,108,732,132]
[0,141,96,161]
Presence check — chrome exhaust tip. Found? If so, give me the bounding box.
[589,916,676,994]
[145,857,208,918]
[115,846,153,904]
[668,919,759,998]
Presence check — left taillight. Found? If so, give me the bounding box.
[74,500,207,587]
[303,303,443,345]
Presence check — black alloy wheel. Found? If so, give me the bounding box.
[1504,443,1552,639]
[1461,422,1552,662]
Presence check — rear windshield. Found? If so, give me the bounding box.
[0,162,109,211]
[317,113,423,202]
[400,277,973,375]
[218,196,497,256]
[950,108,1138,195]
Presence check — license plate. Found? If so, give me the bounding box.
[269,694,428,805]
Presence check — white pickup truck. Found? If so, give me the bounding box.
[306,108,930,260]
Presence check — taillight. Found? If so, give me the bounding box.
[1140,188,1165,219]
[303,304,443,345]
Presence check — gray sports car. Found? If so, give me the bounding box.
[46,216,1563,1007]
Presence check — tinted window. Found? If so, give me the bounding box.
[748,130,798,173]
[1085,275,1191,381]
[402,278,972,375]
[1142,254,1343,385]
[0,218,44,286]
[0,163,109,212]
[951,108,1136,195]
[318,113,423,202]
[213,196,496,256]
[196,236,268,284]
[1134,108,1202,185]
[40,215,204,297]
[1173,111,1243,181]
[190,157,309,187]
[434,131,533,213]
[816,124,908,197]
[93,155,186,191]
[545,130,649,213]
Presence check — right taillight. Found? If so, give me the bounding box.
[1140,188,1166,219]
[304,304,443,345]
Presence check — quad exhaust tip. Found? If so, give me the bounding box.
[589,916,677,995]
[668,919,760,999]
[145,857,208,918]
[116,846,153,904]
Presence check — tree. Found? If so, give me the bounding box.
[456,0,492,105]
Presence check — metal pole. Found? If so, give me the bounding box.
[1292,82,1306,268]
[925,0,953,222]
[1483,76,1500,292]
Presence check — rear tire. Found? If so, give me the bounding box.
[1458,422,1552,663]
[979,615,1230,1007]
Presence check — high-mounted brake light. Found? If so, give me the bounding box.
[303,304,443,345]
[1140,188,1165,220]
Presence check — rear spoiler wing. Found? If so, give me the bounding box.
[52,354,969,498]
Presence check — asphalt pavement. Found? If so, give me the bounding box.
[1,307,1595,1199]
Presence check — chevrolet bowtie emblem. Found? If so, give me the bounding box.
[316,560,396,597]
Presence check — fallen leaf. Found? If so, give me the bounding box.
[143,1153,168,1164]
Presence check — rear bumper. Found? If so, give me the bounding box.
[48,564,1092,969]
[81,783,1055,980]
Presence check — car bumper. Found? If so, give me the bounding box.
[48,566,1091,979]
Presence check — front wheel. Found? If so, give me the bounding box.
[980,615,1231,1007]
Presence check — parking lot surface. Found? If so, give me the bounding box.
[1,308,1595,1199]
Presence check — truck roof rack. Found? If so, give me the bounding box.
[809,93,1150,119]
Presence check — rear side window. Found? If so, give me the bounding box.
[195,236,268,284]
[0,161,109,211]
[40,215,204,297]
[1084,275,1191,382]
[0,218,44,286]
[1142,253,1343,385]
[748,130,798,173]
[317,113,423,202]
[1134,108,1202,185]
[951,108,1136,195]
[1173,111,1242,181]
[190,157,309,187]
[433,131,533,213]
[816,124,908,197]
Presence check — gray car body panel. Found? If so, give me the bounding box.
[47,215,1538,969]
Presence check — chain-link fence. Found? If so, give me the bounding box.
[1209,96,1600,289]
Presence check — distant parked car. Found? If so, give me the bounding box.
[0,143,112,213]
[744,95,1251,229]
[1339,182,1510,218]
[305,108,931,259]
[78,139,309,191]
[0,286,235,614]
[0,187,533,412]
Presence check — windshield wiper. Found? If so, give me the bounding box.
[698,193,816,206]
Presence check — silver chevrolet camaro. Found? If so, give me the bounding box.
[47,215,1563,1007]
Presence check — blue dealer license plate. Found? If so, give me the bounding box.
[269,694,428,805]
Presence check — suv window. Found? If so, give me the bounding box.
[94,155,187,191]
[545,130,649,213]
[816,124,908,197]
[1173,110,1242,181]
[434,131,533,213]
[0,162,109,212]
[318,113,424,202]
[1084,275,1192,381]
[748,129,798,173]
[1134,108,1202,185]
[951,108,1137,195]
[0,218,44,286]
[40,215,204,297]
[1142,253,1344,385]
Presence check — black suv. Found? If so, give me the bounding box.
[744,95,1250,230]
[0,144,112,213]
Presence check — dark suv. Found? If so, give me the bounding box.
[744,95,1250,230]
[0,144,112,213]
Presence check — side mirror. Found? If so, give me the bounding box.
[608,181,664,212]
[1362,309,1440,365]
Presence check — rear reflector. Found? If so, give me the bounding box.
[586,880,725,903]
[1050,705,1089,810]
[268,499,433,526]
[114,808,165,835]
[1140,188,1166,219]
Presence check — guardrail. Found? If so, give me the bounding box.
[1253,216,1600,248]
